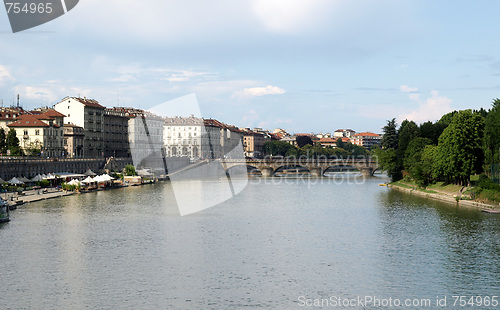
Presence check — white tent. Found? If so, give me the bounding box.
[44,174,56,180]
[68,179,81,186]
[8,177,24,185]
[31,174,43,182]
[18,177,31,183]
[81,176,95,184]
[84,169,97,176]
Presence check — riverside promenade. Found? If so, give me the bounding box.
[3,187,76,209]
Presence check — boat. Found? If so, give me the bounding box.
[0,198,10,223]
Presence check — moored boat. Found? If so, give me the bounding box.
[0,198,10,223]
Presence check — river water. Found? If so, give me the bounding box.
[1,175,499,309]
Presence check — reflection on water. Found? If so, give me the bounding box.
[1,177,499,309]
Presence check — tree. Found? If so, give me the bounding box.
[5,128,22,156]
[404,137,432,186]
[434,110,485,185]
[296,135,313,148]
[419,121,446,145]
[336,137,345,150]
[125,165,137,176]
[381,118,398,149]
[373,147,402,181]
[397,119,419,156]
[421,145,438,185]
[483,98,500,167]
[0,128,5,154]
[263,141,297,156]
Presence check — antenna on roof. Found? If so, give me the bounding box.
[17,94,20,108]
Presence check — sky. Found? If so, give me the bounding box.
[1,0,500,134]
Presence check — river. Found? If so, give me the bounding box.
[1,174,499,309]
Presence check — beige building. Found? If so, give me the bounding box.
[7,110,65,157]
[351,132,382,149]
[241,128,265,158]
[63,123,84,158]
[54,97,105,158]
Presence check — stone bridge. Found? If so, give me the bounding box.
[222,158,379,177]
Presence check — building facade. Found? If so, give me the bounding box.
[334,129,356,138]
[163,115,204,159]
[7,111,65,157]
[242,128,265,158]
[126,109,164,166]
[54,97,105,158]
[63,123,84,158]
[104,108,130,158]
[351,132,382,149]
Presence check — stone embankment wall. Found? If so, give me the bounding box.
[0,158,133,180]
[388,184,499,211]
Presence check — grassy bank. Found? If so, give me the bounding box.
[389,178,500,210]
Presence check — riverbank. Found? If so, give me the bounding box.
[3,181,158,210]
[387,182,500,212]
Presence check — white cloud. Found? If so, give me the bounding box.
[235,85,286,98]
[0,65,15,87]
[251,0,338,34]
[163,70,215,82]
[399,90,453,123]
[399,85,418,93]
[14,85,58,103]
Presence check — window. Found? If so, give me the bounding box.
[24,130,28,135]
[35,130,40,135]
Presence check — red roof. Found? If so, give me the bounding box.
[318,137,336,143]
[7,115,50,127]
[353,132,380,137]
[41,109,65,118]
[69,97,105,109]
[341,137,350,143]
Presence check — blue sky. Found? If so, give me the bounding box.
[1,0,500,134]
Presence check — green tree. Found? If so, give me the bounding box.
[125,165,137,176]
[483,98,500,167]
[435,110,485,185]
[438,110,458,127]
[335,137,345,150]
[5,128,22,156]
[296,136,313,148]
[404,137,432,186]
[263,141,298,156]
[397,119,420,156]
[373,147,402,181]
[419,121,446,145]
[421,145,438,185]
[0,128,6,154]
[381,118,398,149]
